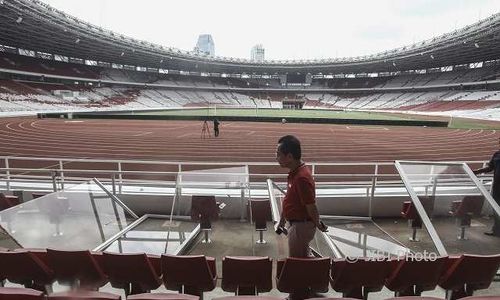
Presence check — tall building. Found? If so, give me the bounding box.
[251,44,265,62]
[194,34,215,56]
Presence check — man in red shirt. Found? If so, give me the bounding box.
[276,135,327,257]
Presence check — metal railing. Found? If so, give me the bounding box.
[0,156,490,198]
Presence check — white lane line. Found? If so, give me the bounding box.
[177,133,195,138]
[247,131,255,136]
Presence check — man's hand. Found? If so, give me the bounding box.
[275,218,288,235]
[317,220,328,232]
[278,218,285,228]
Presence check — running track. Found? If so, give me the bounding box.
[0,117,497,163]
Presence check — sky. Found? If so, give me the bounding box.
[40,0,500,61]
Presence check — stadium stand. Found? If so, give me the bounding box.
[1,2,500,298]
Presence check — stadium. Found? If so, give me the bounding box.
[1,0,500,299]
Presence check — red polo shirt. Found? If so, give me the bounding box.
[282,163,316,220]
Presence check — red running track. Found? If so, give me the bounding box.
[0,117,497,163]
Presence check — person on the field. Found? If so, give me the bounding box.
[213,118,220,137]
[474,137,500,237]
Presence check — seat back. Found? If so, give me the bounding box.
[102,252,161,292]
[190,196,219,229]
[0,194,19,211]
[0,249,54,286]
[331,258,395,294]
[48,290,121,300]
[401,201,418,219]
[0,287,45,300]
[386,256,448,293]
[455,196,484,217]
[276,257,330,293]
[128,293,199,300]
[221,256,272,294]
[161,255,216,293]
[249,200,271,230]
[46,249,107,289]
[439,254,500,291]
[417,196,435,215]
[31,193,47,199]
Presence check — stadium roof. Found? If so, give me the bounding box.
[1,0,500,75]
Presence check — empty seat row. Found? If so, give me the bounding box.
[0,287,198,300]
[0,249,217,297]
[276,255,500,300]
[1,288,500,300]
[0,249,499,300]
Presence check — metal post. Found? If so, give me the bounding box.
[240,184,246,222]
[411,227,418,241]
[111,173,116,195]
[58,160,65,190]
[458,225,466,240]
[257,230,266,244]
[175,174,182,216]
[369,164,378,218]
[4,158,10,191]
[51,171,58,192]
[202,229,211,243]
[117,162,123,194]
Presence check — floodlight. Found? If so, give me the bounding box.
[430,54,435,59]
[75,38,80,44]
[0,0,4,5]
[16,16,23,23]
[120,52,124,56]
[474,43,480,48]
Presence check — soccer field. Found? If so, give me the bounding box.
[135,108,416,121]
[112,108,500,129]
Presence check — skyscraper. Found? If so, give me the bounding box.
[194,34,215,56]
[251,44,265,62]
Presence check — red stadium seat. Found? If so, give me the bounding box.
[458,297,500,300]
[449,196,484,240]
[439,254,500,300]
[213,297,284,300]
[249,200,271,244]
[401,196,434,241]
[46,249,107,290]
[221,256,272,295]
[101,252,162,295]
[0,193,20,211]
[128,293,199,300]
[384,297,445,300]
[48,291,120,300]
[330,258,396,299]
[0,287,45,300]
[385,256,448,296]
[276,257,330,298]
[161,255,217,298]
[0,249,54,293]
[191,196,219,243]
[306,298,359,300]
[18,248,51,266]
